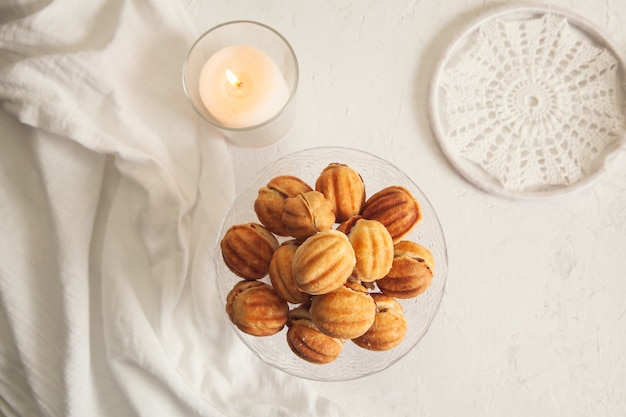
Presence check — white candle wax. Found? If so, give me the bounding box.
[198,45,290,128]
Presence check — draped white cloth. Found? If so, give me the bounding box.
[0,1,342,416]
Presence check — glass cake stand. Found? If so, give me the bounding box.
[212,147,448,381]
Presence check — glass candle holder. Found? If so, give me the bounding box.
[183,21,299,148]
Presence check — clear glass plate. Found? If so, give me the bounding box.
[213,146,448,381]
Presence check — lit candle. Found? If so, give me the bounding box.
[198,45,290,128]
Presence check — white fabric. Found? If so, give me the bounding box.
[0,1,342,416]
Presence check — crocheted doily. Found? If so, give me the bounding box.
[430,6,626,197]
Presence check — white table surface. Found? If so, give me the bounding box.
[185,0,626,416]
[0,0,626,417]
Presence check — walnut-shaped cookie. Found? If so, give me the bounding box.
[282,190,336,240]
[315,163,366,222]
[348,218,394,282]
[377,240,434,298]
[268,240,310,304]
[336,214,362,235]
[226,280,289,336]
[254,175,313,236]
[292,230,356,295]
[220,222,279,279]
[352,293,407,351]
[361,186,422,243]
[286,304,344,364]
[310,281,376,339]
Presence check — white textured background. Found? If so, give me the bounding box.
[185,1,626,416]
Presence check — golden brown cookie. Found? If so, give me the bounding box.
[292,230,356,295]
[286,305,343,364]
[310,282,376,339]
[226,280,289,336]
[220,223,279,279]
[282,190,336,240]
[377,240,434,298]
[361,186,422,243]
[315,163,366,222]
[348,218,394,282]
[254,175,313,236]
[268,241,311,304]
[352,293,407,351]
[336,214,362,235]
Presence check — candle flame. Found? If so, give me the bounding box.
[225,69,242,87]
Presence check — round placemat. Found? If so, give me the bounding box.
[429,3,626,199]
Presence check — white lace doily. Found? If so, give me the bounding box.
[429,4,626,198]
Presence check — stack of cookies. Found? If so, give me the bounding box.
[221,163,435,364]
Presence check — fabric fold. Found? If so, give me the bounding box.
[0,1,344,416]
